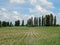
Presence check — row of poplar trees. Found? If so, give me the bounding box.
[27,14,56,26]
[0,21,13,27]
[0,14,56,27]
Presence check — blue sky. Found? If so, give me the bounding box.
[0,0,60,24]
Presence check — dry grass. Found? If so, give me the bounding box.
[0,27,60,45]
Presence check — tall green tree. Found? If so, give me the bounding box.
[42,16,44,26]
[15,20,20,26]
[43,17,46,26]
[27,17,33,26]
[21,20,24,26]
[45,15,50,26]
[6,22,9,26]
[30,17,33,26]
[50,14,53,26]
[54,16,56,26]
[2,21,7,27]
[10,22,13,27]
[0,20,2,27]
[39,17,41,26]
[34,17,38,26]
[27,19,31,26]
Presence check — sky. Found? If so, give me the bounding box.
[0,0,60,24]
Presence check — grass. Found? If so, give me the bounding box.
[0,26,60,45]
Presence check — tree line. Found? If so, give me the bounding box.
[0,14,57,27]
[27,14,56,26]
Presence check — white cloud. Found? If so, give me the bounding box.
[0,11,10,21]
[10,0,25,3]
[2,12,9,19]
[39,0,54,9]
[28,0,55,17]
[35,5,48,13]
[56,13,60,24]
[0,8,9,19]
[9,0,55,17]
[29,5,51,17]
[0,9,34,24]
[0,9,20,21]
[29,0,54,9]
[10,11,21,20]
[1,8,6,11]
[29,0,37,4]
[13,11,19,15]
[9,0,54,9]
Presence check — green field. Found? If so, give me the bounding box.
[0,27,60,45]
